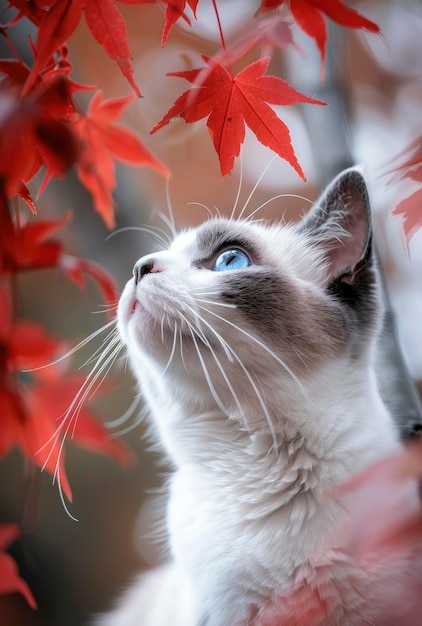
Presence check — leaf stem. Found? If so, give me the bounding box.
[211,0,227,53]
[211,0,234,79]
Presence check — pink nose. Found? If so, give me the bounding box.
[133,258,162,284]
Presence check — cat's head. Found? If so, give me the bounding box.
[118,169,379,424]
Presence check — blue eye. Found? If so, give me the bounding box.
[212,249,251,272]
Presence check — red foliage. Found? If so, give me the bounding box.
[253,439,422,625]
[152,56,325,177]
[24,371,134,502]
[0,271,132,501]
[0,208,118,310]
[83,0,141,96]
[0,0,391,612]
[0,61,80,206]
[22,0,84,95]
[0,524,36,609]
[391,138,422,243]
[75,91,169,228]
[219,15,299,66]
[8,0,199,93]
[134,0,199,47]
[257,0,380,78]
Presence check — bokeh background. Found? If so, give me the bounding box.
[1,0,422,624]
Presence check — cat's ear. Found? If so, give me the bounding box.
[299,168,372,285]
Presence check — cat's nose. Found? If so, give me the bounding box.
[133,257,162,284]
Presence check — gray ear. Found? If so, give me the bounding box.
[299,168,372,285]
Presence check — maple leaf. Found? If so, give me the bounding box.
[123,0,198,47]
[60,255,119,313]
[23,0,84,95]
[151,56,325,178]
[6,0,49,26]
[8,322,63,373]
[84,0,141,96]
[24,374,134,501]
[0,281,133,500]
[0,69,80,203]
[393,189,422,244]
[220,15,299,66]
[0,524,36,608]
[257,0,380,77]
[0,210,69,275]
[75,90,169,228]
[389,136,422,244]
[0,281,56,462]
[8,0,141,95]
[159,0,199,47]
[0,209,119,310]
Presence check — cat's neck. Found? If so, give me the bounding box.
[153,355,399,626]
[143,351,398,502]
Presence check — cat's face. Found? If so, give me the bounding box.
[118,169,378,420]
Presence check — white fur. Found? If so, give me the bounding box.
[96,212,417,626]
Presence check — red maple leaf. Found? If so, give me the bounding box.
[8,322,64,373]
[22,0,84,94]
[151,56,325,178]
[0,524,36,608]
[257,0,380,77]
[0,59,81,206]
[392,189,422,244]
[0,280,133,500]
[8,0,141,95]
[75,90,169,228]
[121,0,198,46]
[0,208,119,310]
[83,0,141,96]
[24,373,134,501]
[158,0,199,47]
[210,15,299,70]
[389,136,422,244]
[0,210,70,274]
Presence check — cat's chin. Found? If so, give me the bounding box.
[119,279,160,331]
[130,297,154,320]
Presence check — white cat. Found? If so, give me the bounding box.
[97,169,420,625]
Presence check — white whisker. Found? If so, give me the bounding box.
[230,150,243,221]
[56,466,79,521]
[237,155,277,221]
[244,193,314,224]
[105,395,143,429]
[179,312,231,416]
[182,306,244,417]
[38,337,123,475]
[111,404,148,438]
[162,321,178,375]
[82,327,120,368]
[55,341,123,486]
[184,303,278,446]
[105,226,168,249]
[187,202,215,220]
[22,319,116,373]
[195,298,237,309]
[178,327,187,371]
[163,176,177,240]
[199,305,306,397]
[160,314,166,343]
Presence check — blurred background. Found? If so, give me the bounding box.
[1,0,422,623]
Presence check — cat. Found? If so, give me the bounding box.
[96,169,421,626]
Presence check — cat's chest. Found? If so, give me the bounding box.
[166,463,347,624]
